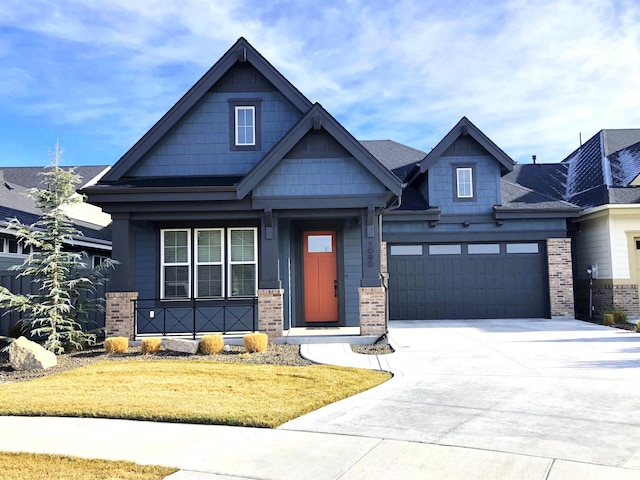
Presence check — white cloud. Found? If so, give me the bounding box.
[0,0,639,165]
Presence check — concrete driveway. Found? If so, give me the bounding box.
[281,319,640,470]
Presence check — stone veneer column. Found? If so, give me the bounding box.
[547,238,575,319]
[258,289,284,341]
[105,292,138,339]
[359,287,386,336]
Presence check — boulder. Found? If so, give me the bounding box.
[9,336,57,371]
[166,338,200,355]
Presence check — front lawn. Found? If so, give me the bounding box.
[0,360,390,428]
[0,452,177,480]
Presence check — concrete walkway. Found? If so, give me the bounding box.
[1,319,640,479]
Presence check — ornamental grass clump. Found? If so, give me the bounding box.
[602,313,615,327]
[243,333,268,353]
[105,337,128,353]
[140,338,162,354]
[612,309,627,324]
[199,334,224,354]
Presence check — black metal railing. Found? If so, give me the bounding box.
[133,297,258,339]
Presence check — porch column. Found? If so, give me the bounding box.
[359,207,386,336]
[258,210,283,339]
[105,291,138,340]
[110,213,135,291]
[547,238,575,319]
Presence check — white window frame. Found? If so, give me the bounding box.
[161,229,191,300]
[235,106,255,146]
[456,167,473,198]
[0,236,29,256]
[227,227,258,297]
[92,255,110,268]
[195,228,224,298]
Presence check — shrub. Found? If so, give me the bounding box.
[243,333,268,353]
[199,335,224,355]
[140,338,162,354]
[105,337,129,353]
[636,320,640,333]
[602,313,615,327]
[612,309,627,324]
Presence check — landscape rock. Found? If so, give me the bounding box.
[9,336,57,371]
[166,338,200,355]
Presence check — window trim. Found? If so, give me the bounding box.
[195,228,224,299]
[235,106,255,146]
[160,229,192,300]
[227,227,258,298]
[229,99,261,151]
[0,236,30,256]
[453,164,476,201]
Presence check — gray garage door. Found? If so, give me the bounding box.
[388,242,548,320]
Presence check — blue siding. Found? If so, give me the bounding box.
[254,157,386,197]
[343,224,361,327]
[383,217,567,235]
[133,225,156,300]
[129,91,302,177]
[278,219,294,330]
[426,155,501,214]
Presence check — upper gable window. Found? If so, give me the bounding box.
[453,165,476,201]
[235,106,255,146]
[229,100,261,151]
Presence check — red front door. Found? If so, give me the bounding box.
[303,231,338,322]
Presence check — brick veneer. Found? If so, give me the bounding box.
[576,280,639,320]
[359,286,386,336]
[258,288,284,341]
[105,292,138,339]
[547,238,575,319]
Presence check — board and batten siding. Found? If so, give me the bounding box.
[133,225,157,300]
[253,157,386,197]
[343,223,362,327]
[574,214,612,280]
[129,91,303,177]
[427,155,502,215]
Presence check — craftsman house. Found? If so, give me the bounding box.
[84,38,579,340]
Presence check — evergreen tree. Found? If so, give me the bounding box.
[0,144,115,354]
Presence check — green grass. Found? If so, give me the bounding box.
[0,452,177,480]
[0,360,390,428]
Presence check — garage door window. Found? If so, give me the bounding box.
[506,243,539,254]
[468,244,500,254]
[390,245,423,256]
[429,244,462,255]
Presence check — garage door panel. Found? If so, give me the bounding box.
[389,242,548,320]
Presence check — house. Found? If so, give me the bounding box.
[0,165,112,337]
[506,129,640,320]
[84,38,580,340]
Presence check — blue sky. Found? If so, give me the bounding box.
[1,0,639,167]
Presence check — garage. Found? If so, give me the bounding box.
[388,242,549,320]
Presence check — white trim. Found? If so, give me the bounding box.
[227,227,258,297]
[160,229,191,299]
[195,228,224,298]
[235,106,256,146]
[456,167,473,198]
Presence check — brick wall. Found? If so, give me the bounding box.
[105,292,138,339]
[576,280,639,320]
[547,238,575,319]
[359,286,386,336]
[258,289,284,341]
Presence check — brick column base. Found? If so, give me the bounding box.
[105,292,138,340]
[258,289,284,341]
[359,286,386,336]
[547,238,575,319]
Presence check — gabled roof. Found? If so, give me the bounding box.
[502,163,568,202]
[417,117,515,176]
[498,180,580,214]
[101,37,313,183]
[236,103,403,198]
[2,166,108,190]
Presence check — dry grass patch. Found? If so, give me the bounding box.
[199,334,224,354]
[105,337,128,353]
[244,333,268,353]
[0,452,176,480]
[140,338,162,355]
[0,360,390,428]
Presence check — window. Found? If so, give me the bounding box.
[235,106,255,146]
[0,236,30,255]
[92,255,109,268]
[229,100,261,151]
[456,167,473,198]
[307,235,333,253]
[506,243,539,254]
[390,245,423,256]
[468,244,500,254]
[161,228,257,300]
[429,244,462,255]
[228,228,257,297]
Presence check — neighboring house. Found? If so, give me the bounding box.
[506,129,640,319]
[0,166,112,270]
[84,38,580,340]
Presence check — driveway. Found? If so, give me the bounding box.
[281,319,640,469]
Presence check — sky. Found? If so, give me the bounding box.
[0,0,639,168]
